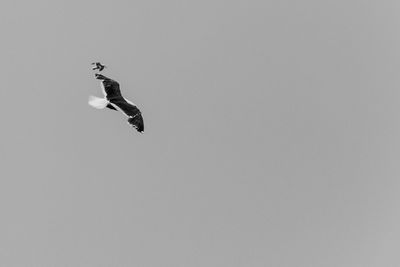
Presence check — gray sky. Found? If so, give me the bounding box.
[1,0,400,266]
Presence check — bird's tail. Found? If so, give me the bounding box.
[88,96,109,109]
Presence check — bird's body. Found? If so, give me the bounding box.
[91,62,106,72]
[89,73,144,132]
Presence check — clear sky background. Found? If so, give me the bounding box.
[1,0,400,266]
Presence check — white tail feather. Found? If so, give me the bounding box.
[88,96,109,109]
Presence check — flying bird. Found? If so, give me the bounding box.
[89,73,144,133]
[91,62,106,71]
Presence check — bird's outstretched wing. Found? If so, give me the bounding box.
[95,73,122,99]
[109,98,144,132]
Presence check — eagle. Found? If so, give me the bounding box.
[88,73,144,133]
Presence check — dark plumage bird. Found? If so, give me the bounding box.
[89,73,144,133]
[91,62,106,71]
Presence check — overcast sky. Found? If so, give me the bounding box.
[1,0,400,266]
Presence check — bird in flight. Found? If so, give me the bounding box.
[88,72,144,133]
[91,62,106,72]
